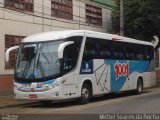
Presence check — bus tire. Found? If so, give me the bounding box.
[78,83,91,104]
[135,78,143,95]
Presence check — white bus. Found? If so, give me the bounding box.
[6,30,156,104]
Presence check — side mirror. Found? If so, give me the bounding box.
[5,46,19,62]
[58,41,74,59]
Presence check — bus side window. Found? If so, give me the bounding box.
[141,45,149,60]
[63,36,83,72]
[83,38,98,60]
[63,44,75,71]
[112,41,125,60]
[146,46,154,60]
[99,40,112,59]
[135,46,143,60]
[125,43,135,60]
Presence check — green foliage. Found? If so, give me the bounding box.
[112,0,120,34]
[112,0,160,50]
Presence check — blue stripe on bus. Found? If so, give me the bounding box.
[15,79,56,85]
[104,60,150,92]
[44,79,56,84]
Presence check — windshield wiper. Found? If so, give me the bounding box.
[35,44,46,79]
[38,61,46,80]
[21,61,30,79]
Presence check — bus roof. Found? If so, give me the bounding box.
[22,30,153,46]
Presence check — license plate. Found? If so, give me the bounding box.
[22,84,31,87]
[29,94,38,98]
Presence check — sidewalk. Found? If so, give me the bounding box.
[0,95,35,108]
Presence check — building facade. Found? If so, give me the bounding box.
[0,0,115,94]
[155,50,160,83]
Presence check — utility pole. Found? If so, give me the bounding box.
[42,0,44,32]
[79,0,80,29]
[120,0,124,36]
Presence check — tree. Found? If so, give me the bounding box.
[112,0,160,50]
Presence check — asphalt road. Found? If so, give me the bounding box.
[0,87,160,120]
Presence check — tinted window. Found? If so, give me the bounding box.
[99,40,112,59]
[63,36,83,72]
[83,37,154,61]
[83,37,98,60]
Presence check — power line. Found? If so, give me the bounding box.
[0,6,112,30]
[0,1,112,25]
[0,16,74,30]
[0,7,112,30]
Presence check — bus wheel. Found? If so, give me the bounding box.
[78,83,91,104]
[135,78,143,95]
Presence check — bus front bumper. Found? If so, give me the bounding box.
[14,87,65,101]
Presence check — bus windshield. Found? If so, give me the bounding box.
[15,40,63,81]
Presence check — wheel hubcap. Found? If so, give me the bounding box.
[82,88,89,99]
[138,84,142,92]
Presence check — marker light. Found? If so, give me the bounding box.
[112,38,122,41]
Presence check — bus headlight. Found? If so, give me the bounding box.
[14,84,19,89]
[45,79,66,90]
[54,79,66,86]
[14,82,20,89]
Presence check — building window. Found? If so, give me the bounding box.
[51,0,73,20]
[4,0,34,12]
[5,34,25,69]
[86,4,102,26]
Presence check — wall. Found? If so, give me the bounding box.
[156,50,160,83]
[0,75,14,95]
[0,0,113,94]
